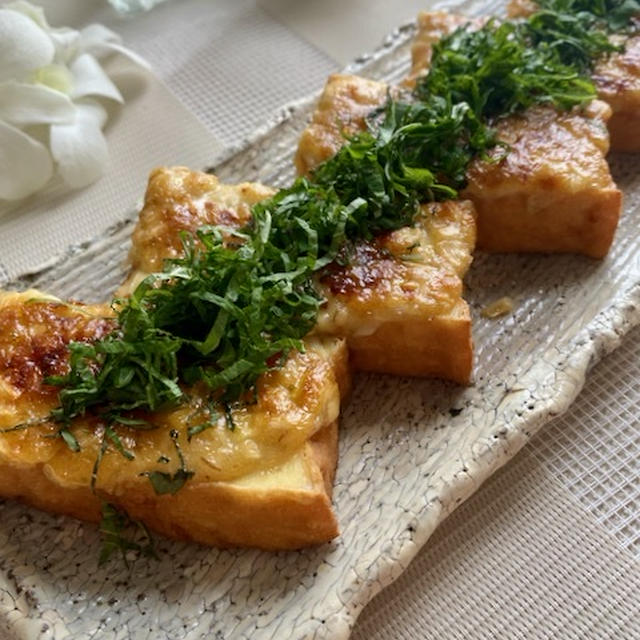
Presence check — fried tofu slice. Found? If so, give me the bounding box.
[507,0,640,152]
[463,100,621,256]
[408,11,621,257]
[316,200,476,383]
[0,290,349,549]
[124,167,476,383]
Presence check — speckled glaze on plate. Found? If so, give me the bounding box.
[2,1,640,638]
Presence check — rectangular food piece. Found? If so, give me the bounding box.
[408,11,622,257]
[507,0,640,152]
[315,200,475,383]
[0,290,349,549]
[125,167,476,384]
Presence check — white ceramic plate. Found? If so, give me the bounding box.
[2,1,640,638]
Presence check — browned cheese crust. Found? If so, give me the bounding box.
[295,74,389,176]
[463,101,621,257]
[0,290,349,549]
[119,166,276,295]
[507,0,640,152]
[592,35,640,152]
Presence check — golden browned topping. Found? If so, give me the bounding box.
[0,289,347,485]
[129,167,275,274]
[465,102,612,192]
[295,74,389,176]
[320,243,397,296]
[0,292,113,396]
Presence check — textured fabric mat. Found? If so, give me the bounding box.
[352,453,640,639]
[352,325,640,638]
[107,0,339,146]
[529,324,640,558]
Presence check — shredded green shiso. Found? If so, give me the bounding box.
[4,1,637,561]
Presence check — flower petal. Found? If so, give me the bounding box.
[0,9,55,82]
[4,1,49,29]
[70,53,123,102]
[78,23,122,50]
[4,3,81,67]
[49,27,81,65]
[79,23,150,69]
[50,101,109,189]
[0,81,75,125]
[0,119,53,200]
[99,42,151,70]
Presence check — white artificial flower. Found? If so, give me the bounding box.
[0,1,148,200]
[108,0,170,13]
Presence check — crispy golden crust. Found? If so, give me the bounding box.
[463,102,621,257]
[0,423,340,550]
[592,35,640,152]
[110,421,340,550]
[0,292,114,424]
[125,166,275,276]
[0,290,348,549]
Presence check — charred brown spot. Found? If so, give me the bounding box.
[207,205,243,228]
[0,301,114,392]
[320,242,399,295]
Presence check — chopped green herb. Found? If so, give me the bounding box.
[141,429,194,495]
[59,427,80,452]
[414,18,597,118]
[98,502,156,566]
[145,468,194,495]
[536,0,640,36]
[104,425,134,460]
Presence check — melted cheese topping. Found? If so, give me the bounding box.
[315,200,476,336]
[0,290,347,488]
[294,75,387,178]
[294,74,389,176]
[592,34,640,114]
[464,101,613,197]
[121,166,275,293]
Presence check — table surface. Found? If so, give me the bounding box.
[1,1,639,638]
